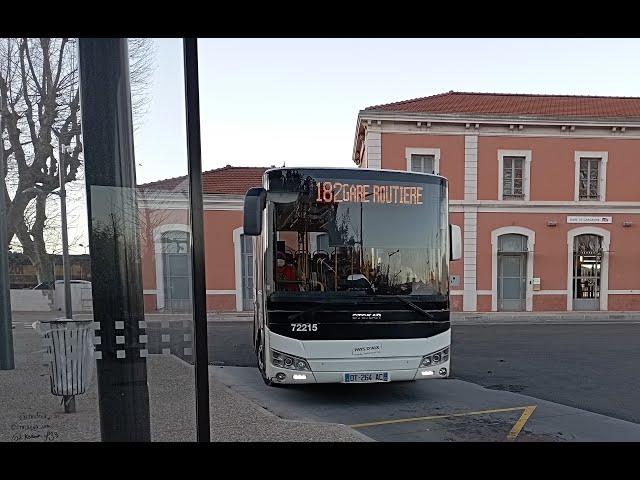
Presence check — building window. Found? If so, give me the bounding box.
[316,233,329,252]
[498,233,528,253]
[161,230,191,312]
[410,154,435,174]
[574,151,607,202]
[240,234,254,311]
[579,158,600,200]
[502,156,525,199]
[497,233,528,312]
[405,148,440,175]
[498,150,532,201]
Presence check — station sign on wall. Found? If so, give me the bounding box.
[566,216,612,224]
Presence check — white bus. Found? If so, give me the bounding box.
[243,167,461,386]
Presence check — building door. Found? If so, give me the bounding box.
[572,234,602,311]
[240,234,254,310]
[162,230,192,312]
[497,234,527,311]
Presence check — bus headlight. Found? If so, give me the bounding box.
[271,349,310,371]
[420,346,450,367]
[271,350,284,367]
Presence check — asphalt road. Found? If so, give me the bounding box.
[201,321,640,426]
[452,323,640,425]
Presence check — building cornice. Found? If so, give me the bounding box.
[449,200,640,214]
[139,192,244,211]
[358,110,640,128]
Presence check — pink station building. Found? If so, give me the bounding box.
[140,91,640,314]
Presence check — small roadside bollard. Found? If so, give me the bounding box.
[37,318,95,413]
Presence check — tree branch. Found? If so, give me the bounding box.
[18,40,39,144]
[53,38,68,88]
[0,74,28,172]
[23,39,43,96]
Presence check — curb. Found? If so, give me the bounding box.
[452,310,640,320]
[451,313,640,324]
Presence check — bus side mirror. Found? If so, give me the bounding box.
[243,187,267,236]
[450,224,462,261]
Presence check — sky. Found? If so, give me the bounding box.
[64,37,640,252]
[133,37,640,185]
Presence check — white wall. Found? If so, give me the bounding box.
[54,283,93,313]
[10,290,54,312]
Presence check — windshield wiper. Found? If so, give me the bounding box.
[283,295,366,321]
[392,296,437,320]
[281,295,440,321]
[287,303,326,322]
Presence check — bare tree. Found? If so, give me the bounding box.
[1,38,155,283]
[137,188,181,255]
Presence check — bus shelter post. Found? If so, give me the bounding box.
[183,37,211,442]
[77,38,151,441]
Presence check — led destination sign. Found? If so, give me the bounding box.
[316,181,424,205]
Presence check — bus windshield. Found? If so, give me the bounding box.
[268,170,449,298]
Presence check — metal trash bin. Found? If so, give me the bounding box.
[37,318,95,413]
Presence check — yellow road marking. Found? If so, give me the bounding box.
[506,405,537,441]
[350,406,536,429]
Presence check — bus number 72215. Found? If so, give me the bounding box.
[291,323,318,332]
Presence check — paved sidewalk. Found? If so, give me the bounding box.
[0,313,366,442]
[20,311,255,323]
[14,310,640,326]
[211,310,640,324]
[452,311,640,324]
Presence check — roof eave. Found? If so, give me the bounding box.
[358,110,640,127]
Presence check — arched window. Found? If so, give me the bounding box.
[161,230,191,312]
[498,233,527,253]
[497,233,528,311]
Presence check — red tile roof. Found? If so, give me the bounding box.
[139,166,268,195]
[364,91,640,119]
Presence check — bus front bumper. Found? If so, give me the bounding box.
[265,330,451,385]
[266,360,450,385]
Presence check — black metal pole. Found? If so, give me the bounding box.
[0,91,15,370]
[183,38,210,442]
[77,38,151,441]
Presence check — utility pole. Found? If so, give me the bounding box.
[58,141,72,319]
[0,77,16,370]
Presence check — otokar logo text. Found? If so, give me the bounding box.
[352,313,382,320]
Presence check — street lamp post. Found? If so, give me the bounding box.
[0,83,15,370]
[58,142,72,319]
